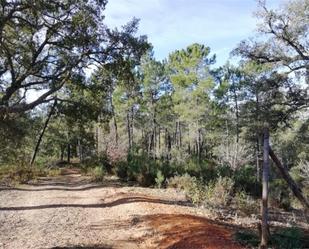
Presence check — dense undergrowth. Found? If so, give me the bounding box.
[235,227,309,249]
[0,152,308,248]
[1,149,307,214]
[110,151,306,214]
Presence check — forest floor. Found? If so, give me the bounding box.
[0,168,247,249]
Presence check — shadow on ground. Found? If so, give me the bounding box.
[0,168,246,249]
[51,246,112,249]
[0,195,190,211]
[0,184,113,192]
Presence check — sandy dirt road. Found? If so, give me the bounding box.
[0,169,245,249]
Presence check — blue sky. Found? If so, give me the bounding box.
[104,0,284,66]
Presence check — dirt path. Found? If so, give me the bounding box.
[0,169,245,249]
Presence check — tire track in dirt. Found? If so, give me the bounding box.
[0,169,245,249]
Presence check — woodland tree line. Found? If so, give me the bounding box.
[0,0,309,248]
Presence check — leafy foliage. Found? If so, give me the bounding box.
[1,3,308,247]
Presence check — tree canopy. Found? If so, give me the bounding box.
[0,0,149,115]
[0,1,309,248]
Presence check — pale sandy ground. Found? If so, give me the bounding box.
[0,170,246,249]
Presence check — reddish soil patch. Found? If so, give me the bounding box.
[144,214,245,249]
[0,170,247,249]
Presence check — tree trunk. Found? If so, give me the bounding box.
[255,135,262,194]
[175,121,178,148]
[158,126,161,152]
[255,89,261,194]
[95,126,99,155]
[225,120,230,163]
[233,141,239,170]
[148,133,152,156]
[233,88,240,144]
[260,126,270,249]
[30,99,57,165]
[178,121,182,148]
[167,133,172,159]
[164,128,167,151]
[153,127,156,158]
[127,110,132,151]
[111,95,119,145]
[60,145,65,161]
[78,139,83,163]
[256,136,261,182]
[113,116,119,146]
[67,143,71,163]
[269,147,309,210]
[130,105,134,148]
[197,128,202,161]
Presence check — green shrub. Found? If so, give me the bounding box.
[136,171,155,187]
[89,166,105,182]
[234,190,258,215]
[236,227,305,249]
[167,174,207,205]
[0,165,46,184]
[80,154,112,173]
[114,152,167,187]
[235,230,259,248]
[233,165,260,196]
[155,170,165,188]
[115,160,128,179]
[206,176,234,207]
[12,167,36,183]
[47,168,61,177]
[99,153,112,173]
[189,182,208,205]
[129,154,156,186]
[168,174,235,207]
[170,147,190,165]
[270,178,291,210]
[272,227,304,249]
[177,158,219,183]
[167,173,197,190]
